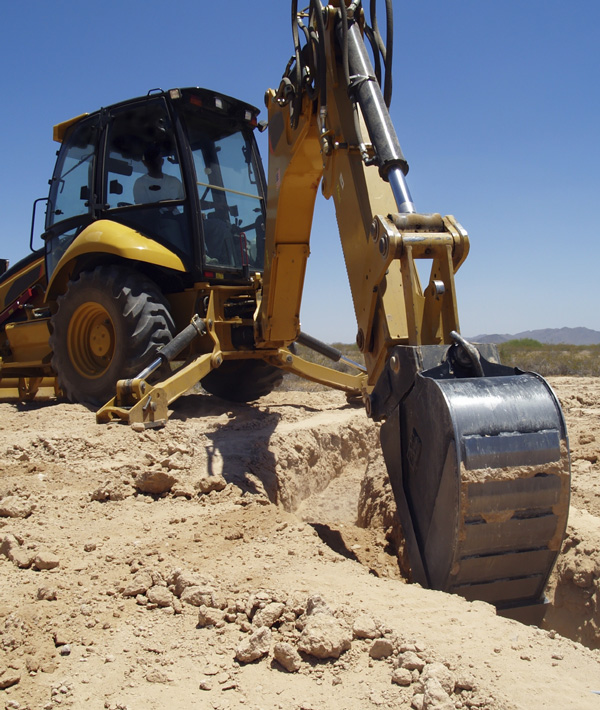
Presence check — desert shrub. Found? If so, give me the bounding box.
[498,341,600,377]
[282,339,600,390]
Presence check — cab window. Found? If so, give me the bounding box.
[104,101,185,210]
[47,117,98,229]
[102,99,189,255]
[177,103,265,271]
[45,116,98,277]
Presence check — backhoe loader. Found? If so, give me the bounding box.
[0,0,569,620]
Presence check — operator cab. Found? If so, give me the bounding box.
[45,88,267,283]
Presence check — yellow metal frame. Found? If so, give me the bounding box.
[274,348,367,394]
[0,255,45,323]
[46,220,186,298]
[256,10,471,387]
[4,318,52,363]
[0,377,59,401]
[96,276,368,425]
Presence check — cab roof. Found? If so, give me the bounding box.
[53,87,261,143]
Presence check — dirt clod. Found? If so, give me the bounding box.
[235,626,272,663]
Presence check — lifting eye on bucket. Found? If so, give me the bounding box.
[448,331,484,377]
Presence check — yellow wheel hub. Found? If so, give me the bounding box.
[67,302,115,378]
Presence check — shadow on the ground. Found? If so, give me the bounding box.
[309,522,360,562]
[171,392,283,503]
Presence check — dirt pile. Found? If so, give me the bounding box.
[543,378,600,649]
[0,382,599,709]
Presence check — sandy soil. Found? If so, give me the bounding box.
[0,377,599,710]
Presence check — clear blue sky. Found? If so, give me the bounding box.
[1,1,598,342]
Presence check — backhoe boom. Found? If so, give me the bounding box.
[257,1,570,619]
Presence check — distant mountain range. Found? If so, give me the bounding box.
[469,327,600,346]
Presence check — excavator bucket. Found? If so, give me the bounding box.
[376,343,570,617]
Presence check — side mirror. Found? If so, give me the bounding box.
[80,185,90,200]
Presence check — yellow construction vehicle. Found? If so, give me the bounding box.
[0,1,569,620]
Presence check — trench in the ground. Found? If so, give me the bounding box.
[275,427,599,652]
[198,394,598,652]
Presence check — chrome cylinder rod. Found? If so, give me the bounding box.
[341,21,416,214]
[388,167,415,214]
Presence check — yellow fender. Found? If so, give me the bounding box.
[46,219,186,298]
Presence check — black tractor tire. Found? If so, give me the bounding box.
[49,265,175,406]
[200,359,284,403]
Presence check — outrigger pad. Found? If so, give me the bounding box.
[381,360,570,613]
